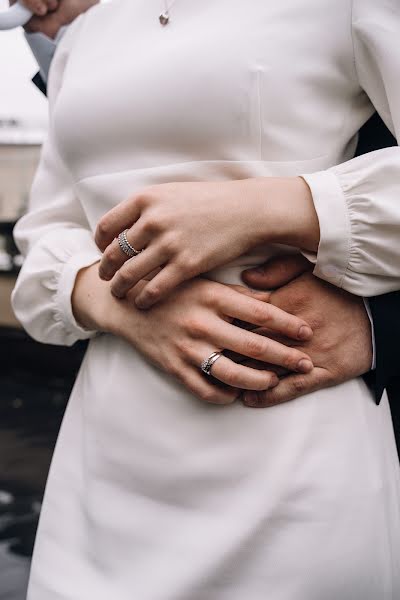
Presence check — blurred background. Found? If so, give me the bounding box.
[0,7,86,597]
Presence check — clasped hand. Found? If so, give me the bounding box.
[95,177,318,309]
[88,178,371,406]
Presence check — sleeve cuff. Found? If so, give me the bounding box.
[301,170,352,288]
[53,250,101,344]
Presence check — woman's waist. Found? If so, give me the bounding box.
[77,338,393,484]
[74,155,339,233]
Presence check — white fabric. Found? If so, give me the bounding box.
[12,1,400,598]
[25,21,381,372]
[301,0,400,295]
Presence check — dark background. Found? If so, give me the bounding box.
[0,329,86,599]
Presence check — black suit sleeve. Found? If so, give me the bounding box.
[356,113,399,458]
[356,112,399,403]
[367,291,400,400]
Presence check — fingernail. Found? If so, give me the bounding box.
[297,359,313,373]
[298,325,313,341]
[243,392,257,405]
[243,392,265,408]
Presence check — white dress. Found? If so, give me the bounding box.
[12,1,400,598]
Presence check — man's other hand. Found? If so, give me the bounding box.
[9,0,98,38]
[241,255,373,407]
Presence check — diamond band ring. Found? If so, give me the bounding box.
[117,229,142,258]
[200,351,223,376]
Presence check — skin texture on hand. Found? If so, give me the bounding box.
[72,263,315,405]
[96,176,320,309]
[240,256,373,407]
[9,0,98,38]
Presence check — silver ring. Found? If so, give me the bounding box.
[117,229,142,258]
[200,351,223,376]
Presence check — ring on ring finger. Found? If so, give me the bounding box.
[117,229,142,258]
[201,351,223,376]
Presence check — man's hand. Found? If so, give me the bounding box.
[240,255,373,407]
[9,0,98,38]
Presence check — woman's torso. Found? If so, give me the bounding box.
[28,2,400,598]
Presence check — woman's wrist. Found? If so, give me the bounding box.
[72,262,116,332]
[248,176,321,252]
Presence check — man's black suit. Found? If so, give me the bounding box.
[32,74,399,455]
[355,113,399,457]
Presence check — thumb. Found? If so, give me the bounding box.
[242,254,312,290]
[228,284,271,303]
[242,367,330,407]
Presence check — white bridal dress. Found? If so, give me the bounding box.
[12,1,400,598]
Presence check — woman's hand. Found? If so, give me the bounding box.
[72,264,314,405]
[95,176,319,309]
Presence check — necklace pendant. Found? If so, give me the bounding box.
[159,11,169,25]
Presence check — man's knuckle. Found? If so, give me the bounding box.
[294,291,309,307]
[307,316,324,331]
[292,376,307,394]
[323,371,337,386]
[317,337,333,354]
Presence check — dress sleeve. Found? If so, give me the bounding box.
[12,18,102,346]
[300,0,400,297]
